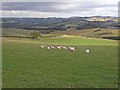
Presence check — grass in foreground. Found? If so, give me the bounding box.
[2,39,118,88]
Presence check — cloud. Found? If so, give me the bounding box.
[1,0,119,17]
[2,0,119,4]
[1,10,72,18]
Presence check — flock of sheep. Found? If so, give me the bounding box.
[40,44,90,53]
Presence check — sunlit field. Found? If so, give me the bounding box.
[2,37,118,88]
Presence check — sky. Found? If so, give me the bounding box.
[1,0,119,18]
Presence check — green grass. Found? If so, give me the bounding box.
[2,38,118,88]
[38,37,118,45]
[2,28,35,37]
[2,28,62,38]
[3,36,118,46]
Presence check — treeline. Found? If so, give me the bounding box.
[102,36,120,40]
[76,21,118,30]
[24,25,67,31]
[2,35,31,38]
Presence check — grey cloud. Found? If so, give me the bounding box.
[1,2,118,17]
[2,2,117,13]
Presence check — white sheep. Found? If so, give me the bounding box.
[47,46,51,50]
[86,49,90,53]
[50,46,55,49]
[40,45,44,48]
[62,46,67,49]
[69,46,76,52]
[57,46,62,49]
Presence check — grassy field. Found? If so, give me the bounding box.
[2,37,118,88]
[2,28,62,38]
[2,28,35,37]
[3,36,118,46]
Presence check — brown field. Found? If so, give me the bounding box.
[51,28,118,38]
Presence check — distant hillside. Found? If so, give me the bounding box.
[52,28,118,36]
[86,16,117,22]
[2,16,118,31]
[51,28,119,40]
[2,28,35,37]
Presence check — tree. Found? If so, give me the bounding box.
[30,32,40,39]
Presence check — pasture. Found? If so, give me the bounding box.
[2,37,118,88]
[2,28,35,37]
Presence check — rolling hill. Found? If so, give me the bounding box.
[2,16,118,31]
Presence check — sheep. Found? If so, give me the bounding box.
[57,46,62,49]
[50,46,55,49]
[47,46,51,50]
[86,49,90,53]
[68,46,76,52]
[62,46,67,50]
[40,45,44,48]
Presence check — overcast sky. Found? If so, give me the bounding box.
[1,0,119,18]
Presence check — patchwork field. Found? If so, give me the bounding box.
[2,37,118,88]
[52,28,118,38]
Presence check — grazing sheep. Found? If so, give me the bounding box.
[40,45,44,48]
[47,46,51,50]
[69,46,76,52]
[57,46,62,49]
[50,46,55,49]
[86,49,90,53]
[62,46,67,49]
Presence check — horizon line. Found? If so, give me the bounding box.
[1,16,118,18]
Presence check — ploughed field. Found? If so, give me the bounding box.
[2,37,118,88]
